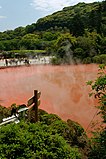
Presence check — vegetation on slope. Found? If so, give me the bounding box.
[0,1,106,64]
[0,106,90,158]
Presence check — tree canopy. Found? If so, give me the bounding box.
[0,1,106,63]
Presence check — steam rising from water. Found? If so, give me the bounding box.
[0,64,99,131]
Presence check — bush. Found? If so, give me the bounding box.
[0,105,11,122]
[0,122,82,159]
[82,57,92,64]
[93,54,106,64]
[51,56,62,65]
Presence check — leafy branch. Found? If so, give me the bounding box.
[87,64,106,122]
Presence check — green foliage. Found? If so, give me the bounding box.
[0,121,82,159]
[35,1,105,35]
[87,64,106,122]
[77,31,100,58]
[51,33,77,64]
[67,119,88,149]
[87,64,106,158]
[70,13,85,36]
[89,129,106,159]
[82,57,92,64]
[93,54,106,64]
[0,108,90,158]
[39,113,89,152]
[0,105,11,122]
[57,46,67,58]
[19,33,40,50]
[0,1,106,64]
[74,48,84,59]
[42,31,59,41]
[40,113,61,125]
[51,56,62,65]
[55,33,77,48]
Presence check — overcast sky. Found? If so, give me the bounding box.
[0,0,102,32]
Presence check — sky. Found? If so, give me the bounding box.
[0,0,102,32]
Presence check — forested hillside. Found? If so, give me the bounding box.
[35,1,106,35]
[0,1,106,64]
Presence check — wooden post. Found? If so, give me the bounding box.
[34,90,38,122]
[27,90,41,123]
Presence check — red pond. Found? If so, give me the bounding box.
[0,64,100,133]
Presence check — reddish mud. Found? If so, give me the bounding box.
[0,64,100,133]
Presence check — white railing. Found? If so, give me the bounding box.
[0,107,28,126]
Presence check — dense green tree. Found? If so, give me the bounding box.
[25,23,36,33]
[3,30,15,39]
[76,31,102,59]
[51,33,77,64]
[42,31,59,41]
[14,26,26,37]
[88,3,102,33]
[0,32,11,41]
[2,39,19,51]
[70,13,85,36]
[0,41,5,51]
[19,33,40,50]
[55,33,76,48]
[100,37,106,54]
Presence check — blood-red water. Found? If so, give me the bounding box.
[0,64,100,132]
